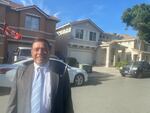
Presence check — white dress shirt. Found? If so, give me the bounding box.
[33,61,51,113]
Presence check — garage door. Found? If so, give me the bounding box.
[68,48,94,64]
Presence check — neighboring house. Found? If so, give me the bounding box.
[96,37,150,67]
[57,18,150,67]
[103,33,135,41]
[0,0,59,63]
[56,19,105,64]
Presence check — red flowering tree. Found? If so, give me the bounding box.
[0,23,22,63]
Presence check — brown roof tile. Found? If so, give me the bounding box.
[9,0,24,9]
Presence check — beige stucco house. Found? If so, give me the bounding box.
[96,38,150,67]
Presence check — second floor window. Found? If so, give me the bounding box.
[89,32,96,41]
[144,44,148,51]
[25,15,40,30]
[75,29,84,39]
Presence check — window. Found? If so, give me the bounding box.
[75,29,84,39]
[89,32,96,41]
[25,15,40,30]
[144,44,148,51]
[99,34,102,41]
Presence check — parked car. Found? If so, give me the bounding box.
[13,47,31,62]
[120,61,150,78]
[0,58,88,87]
[0,64,18,87]
[0,64,16,74]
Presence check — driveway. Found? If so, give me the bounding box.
[72,66,150,113]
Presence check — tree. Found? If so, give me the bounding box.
[122,3,150,42]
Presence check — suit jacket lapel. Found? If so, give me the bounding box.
[50,65,59,110]
[23,64,34,113]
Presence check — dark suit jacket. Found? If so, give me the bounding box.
[6,60,74,113]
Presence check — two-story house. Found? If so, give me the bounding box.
[56,19,105,64]
[0,0,59,63]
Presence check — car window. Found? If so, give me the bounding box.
[143,62,150,70]
[132,62,140,66]
[20,50,31,56]
[146,64,150,70]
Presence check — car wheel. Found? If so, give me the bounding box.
[74,74,84,86]
[137,72,143,78]
[121,73,125,77]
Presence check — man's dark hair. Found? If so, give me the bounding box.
[32,38,52,49]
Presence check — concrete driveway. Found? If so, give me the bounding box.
[72,66,150,113]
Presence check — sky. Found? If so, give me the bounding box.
[13,0,150,37]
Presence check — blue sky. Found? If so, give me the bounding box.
[13,0,150,36]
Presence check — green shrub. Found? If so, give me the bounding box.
[79,64,92,73]
[66,57,79,67]
[115,61,128,69]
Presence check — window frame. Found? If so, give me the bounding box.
[89,31,96,41]
[25,15,40,30]
[75,29,84,39]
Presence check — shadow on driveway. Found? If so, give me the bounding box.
[85,71,115,86]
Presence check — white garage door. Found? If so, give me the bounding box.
[68,48,94,64]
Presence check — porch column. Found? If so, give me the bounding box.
[139,53,143,61]
[113,50,117,66]
[106,46,111,67]
[122,49,125,61]
[131,53,134,61]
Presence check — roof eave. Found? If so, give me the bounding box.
[15,5,59,22]
[0,1,10,6]
[56,23,71,30]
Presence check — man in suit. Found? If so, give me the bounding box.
[7,38,74,113]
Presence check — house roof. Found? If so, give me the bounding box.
[57,19,104,32]
[111,38,136,43]
[9,0,24,8]
[100,38,136,47]
[14,5,59,22]
[132,48,150,54]
[0,0,10,6]
[118,34,136,39]
[0,0,59,22]
[0,0,24,8]
[104,32,136,40]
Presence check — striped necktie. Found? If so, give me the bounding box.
[31,67,43,113]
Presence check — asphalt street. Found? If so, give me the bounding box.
[72,67,150,113]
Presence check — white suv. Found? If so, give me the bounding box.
[13,47,31,62]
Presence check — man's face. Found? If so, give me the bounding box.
[31,41,50,65]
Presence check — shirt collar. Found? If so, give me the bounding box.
[34,61,49,70]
